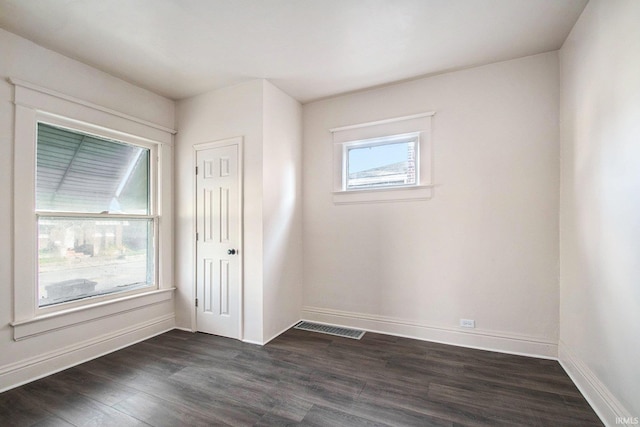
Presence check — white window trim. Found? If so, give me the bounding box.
[331,112,435,204]
[10,79,176,340]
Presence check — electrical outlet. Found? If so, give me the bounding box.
[460,319,475,328]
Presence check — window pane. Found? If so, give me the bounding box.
[347,140,416,189]
[38,217,154,307]
[36,123,150,214]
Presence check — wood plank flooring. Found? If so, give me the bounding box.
[0,328,603,426]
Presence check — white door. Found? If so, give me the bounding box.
[195,141,242,339]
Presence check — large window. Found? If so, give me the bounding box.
[11,79,174,340]
[36,123,157,307]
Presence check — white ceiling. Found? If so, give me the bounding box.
[0,0,587,103]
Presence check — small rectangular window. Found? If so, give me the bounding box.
[36,123,156,307]
[331,112,433,204]
[344,133,419,190]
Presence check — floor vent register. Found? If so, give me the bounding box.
[293,321,365,340]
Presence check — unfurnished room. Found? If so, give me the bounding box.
[0,0,638,426]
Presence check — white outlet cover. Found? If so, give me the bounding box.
[460,319,476,328]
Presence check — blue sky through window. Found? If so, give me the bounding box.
[348,142,409,173]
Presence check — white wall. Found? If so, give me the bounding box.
[0,29,176,390]
[262,81,303,342]
[175,80,265,343]
[559,1,640,424]
[302,52,561,357]
[175,79,303,344]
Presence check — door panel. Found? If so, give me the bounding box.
[196,143,241,339]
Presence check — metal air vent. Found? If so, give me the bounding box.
[294,321,365,340]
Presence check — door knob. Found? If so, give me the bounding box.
[227,249,237,255]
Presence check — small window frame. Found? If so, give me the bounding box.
[342,132,420,191]
[331,112,434,204]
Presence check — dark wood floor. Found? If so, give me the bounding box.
[0,328,602,426]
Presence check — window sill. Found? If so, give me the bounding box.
[332,185,433,205]
[10,288,175,341]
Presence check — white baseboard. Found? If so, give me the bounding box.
[240,319,301,346]
[558,340,632,427]
[301,306,558,359]
[173,326,195,333]
[263,319,302,345]
[0,314,175,393]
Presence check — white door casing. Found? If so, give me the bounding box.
[195,139,242,339]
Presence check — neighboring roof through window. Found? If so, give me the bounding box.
[36,123,149,214]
